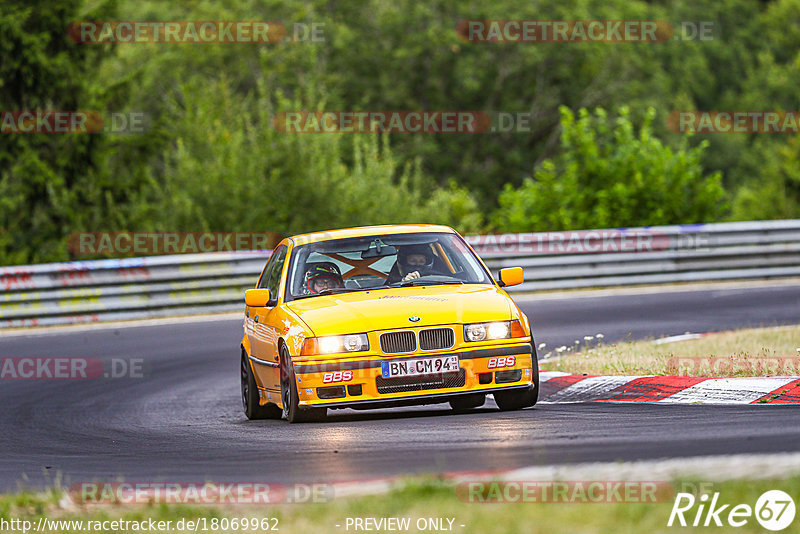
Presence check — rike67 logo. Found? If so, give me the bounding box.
[668,490,796,531]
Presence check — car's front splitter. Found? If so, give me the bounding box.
[306,383,533,410]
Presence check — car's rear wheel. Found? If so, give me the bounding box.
[241,352,281,420]
[449,393,485,412]
[494,342,540,411]
[279,345,327,423]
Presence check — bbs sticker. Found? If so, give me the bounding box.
[487,356,516,369]
[322,370,353,383]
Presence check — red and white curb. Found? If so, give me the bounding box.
[539,371,800,404]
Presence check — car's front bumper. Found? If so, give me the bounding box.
[291,342,534,409]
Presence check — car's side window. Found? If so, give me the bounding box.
[257,245,287,297]
[264,246,287,305]
[257,249,279,290]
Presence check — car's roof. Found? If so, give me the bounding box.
[288,224,456,246]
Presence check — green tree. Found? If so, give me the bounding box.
[139,78,483,239]
[493,107,725,232]
[0,0,118,264]
[6,0,800,265]
[730,134,800,220]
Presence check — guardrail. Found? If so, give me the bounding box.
[469,219,800,292]
[2,219,799,328]
[0,252,270,328]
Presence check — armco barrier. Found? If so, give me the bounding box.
[0,252,270,328]
[469,219,800,292]
[1,220,799,328]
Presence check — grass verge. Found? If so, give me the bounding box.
[2,476,800,533]
[541,325,800,377]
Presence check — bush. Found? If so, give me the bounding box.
[140,79,483,239]
[493,106,726,232]
[730,134,800,221]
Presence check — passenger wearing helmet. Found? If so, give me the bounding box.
[304,263,343,294]
[386,244,438,284]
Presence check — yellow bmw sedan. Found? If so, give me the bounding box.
[240,224,538,423]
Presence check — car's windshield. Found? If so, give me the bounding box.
[285,232,492,301]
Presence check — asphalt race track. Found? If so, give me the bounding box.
[1,283,799,492]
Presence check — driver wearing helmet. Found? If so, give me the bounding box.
[386,244,437,284]
[303,263,343,294]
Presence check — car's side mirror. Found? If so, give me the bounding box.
[245,288,272,307]
[498,267,524,287]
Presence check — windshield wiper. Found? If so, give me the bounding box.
[396,279,465,287]
[292,287,363,300]
[292,281,464,299]
[319,287,361,295]
[292,286,395,299]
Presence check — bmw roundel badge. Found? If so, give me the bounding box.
[408,316,421,323]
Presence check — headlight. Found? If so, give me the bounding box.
[464,320,525,342]
[302,334,369,355]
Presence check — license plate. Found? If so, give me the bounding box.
[381,355,459,378]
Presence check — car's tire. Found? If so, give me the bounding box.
[494,342,540,411]
[449,393,486,412]
[280,344,327,423]
[241,352,282,420]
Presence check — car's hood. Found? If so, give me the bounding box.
[285,285,514,336]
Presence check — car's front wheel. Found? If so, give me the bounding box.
[241,351,282,420]
[279,345,327,423]
[493,343,540,411]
